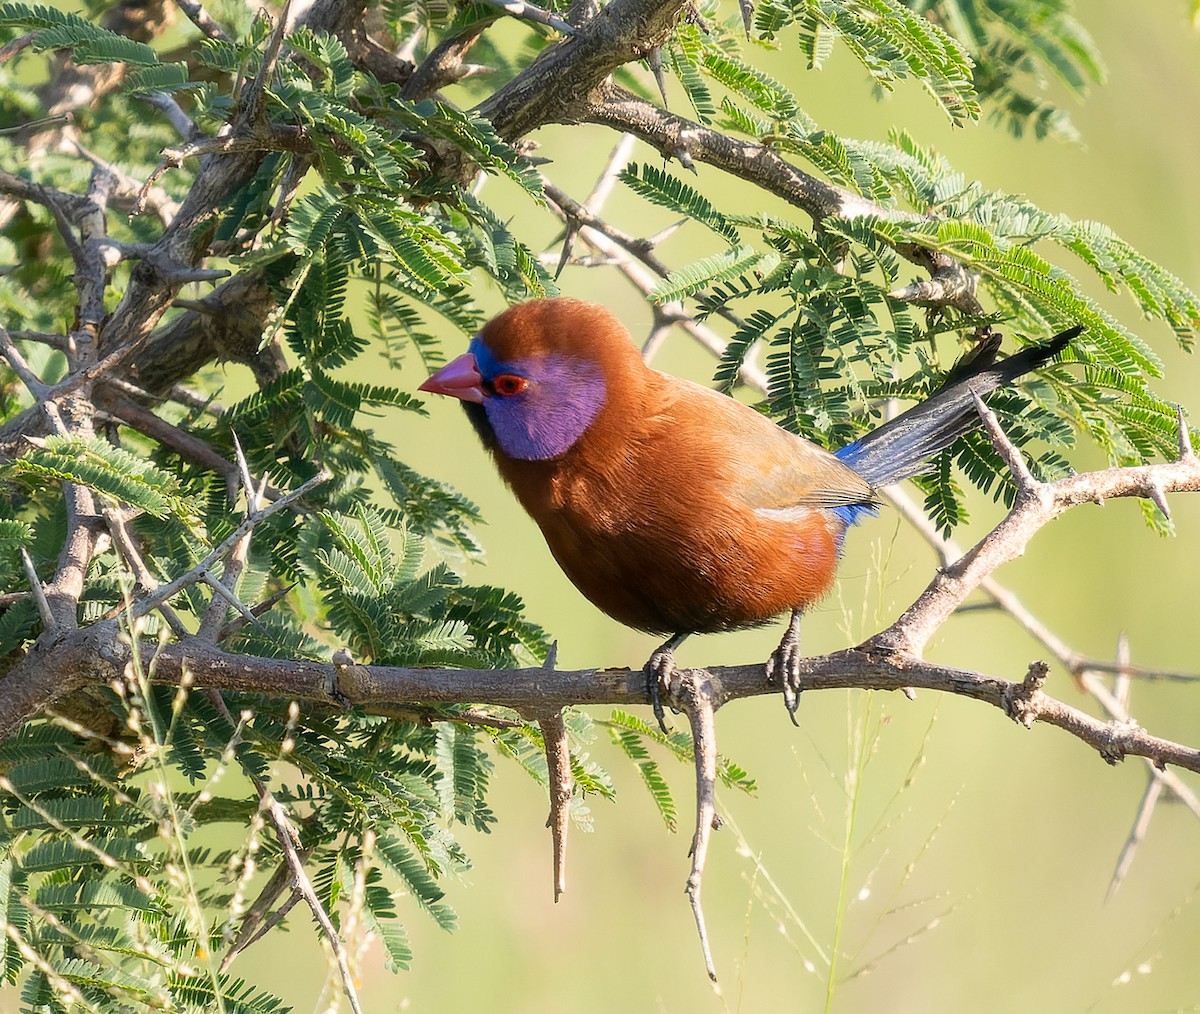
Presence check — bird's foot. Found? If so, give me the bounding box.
[646,648,676,735]
[645,633,689,734]
[766,611,804,726]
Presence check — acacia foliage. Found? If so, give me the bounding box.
[0,0,1195,1008]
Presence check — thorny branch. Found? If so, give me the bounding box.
[522,135,1200,969]
[3,386,1199,979]
[5,540,1200,767]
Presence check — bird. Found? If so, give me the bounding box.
[419,298,1076,729]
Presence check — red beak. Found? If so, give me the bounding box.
[419,352,485,404]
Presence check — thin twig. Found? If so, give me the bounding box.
[137,91,201,141]
[135,128,310,214]
[264,789,362,1014]
[969,386,1037,492]
[585,132,637,214]
[173,0,232,42]
[1106,776,1163,901]
[1113,633,1132,715]
[532,706,571,901]
[104,509,188,637]
[200,572,264,634]
[196,433,265,640]
[0,324,50,398]
[477,0,577,34]
[19,548,54,630]
[132,469,332,618]
[71,141,180,224]
[401,25,489,102]
[205,691,363,1014]
[216,585,295,642]
[95,389,277,501]
[4,330,69,351]
[0,31,35,64]
[222,887,304,970]
[238,0,292,127]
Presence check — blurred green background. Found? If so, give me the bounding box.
[23,2,1200,1011]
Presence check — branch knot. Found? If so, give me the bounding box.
[1002,660,1050,728]
[328,649,359,709]
[1098,717,1143,766]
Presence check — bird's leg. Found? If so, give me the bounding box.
[766,609,804,726]
[646,631,689,734]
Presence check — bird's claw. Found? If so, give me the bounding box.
[767,646,802,726]
[766,611,804,726]
[646,647,677,735]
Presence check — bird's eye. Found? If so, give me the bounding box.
[491,373,529,397]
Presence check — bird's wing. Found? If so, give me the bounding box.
[654,377,877,512]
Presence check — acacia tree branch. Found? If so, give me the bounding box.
[5,422,1200,758]
[2,436,1196,978]
[3,612,1198,772]
[586,87,982,312]
[871,421,1200,657]
[590,87,868,222]
[538,172,769,388]
[479,19,981,311]
[4,433,1200,760]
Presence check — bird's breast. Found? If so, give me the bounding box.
[505,454,846,634]
[489,372,857,635]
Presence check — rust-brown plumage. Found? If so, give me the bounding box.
[420,298,1075,725]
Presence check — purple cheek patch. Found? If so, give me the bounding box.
[484,353,607,460]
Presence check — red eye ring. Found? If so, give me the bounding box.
[492,373,529,397]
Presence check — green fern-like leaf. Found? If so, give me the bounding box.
[620,163,740,243]
[434,724,495,832]
[609,725,677,831]
[666,25,718,124]
[286,27,357,101]
[756,0,978,122]
[123,61,191,92]
[913,452,967,536]
[714,308,790,390]
[649,246,777,303]
[701,48,804,122]
[8,436,197,523]
[168,971,290,1013]
[362,875,413,972]
[0,3,159,64]
[374,833,457,930]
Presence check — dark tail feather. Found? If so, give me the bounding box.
[834,326,1080,489]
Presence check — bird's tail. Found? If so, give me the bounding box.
[834,326,1079,489]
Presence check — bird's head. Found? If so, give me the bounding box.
[419,299,645,461]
